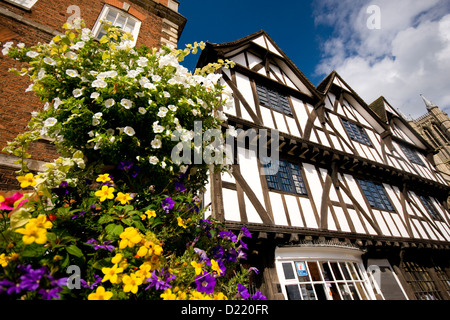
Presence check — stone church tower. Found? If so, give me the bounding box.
[409,95,450,183]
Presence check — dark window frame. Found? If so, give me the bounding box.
[262,159,307,196]
[398,142,425,166]
[255,82,293,116]
[342,118,373,147]
[357,179,395,211]
[419,195,442,221]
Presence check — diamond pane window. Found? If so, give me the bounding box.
[342,119,372,146]
[357,179,395,211]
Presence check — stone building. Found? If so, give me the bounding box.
[0,0,186,191]
[408,95,450,184]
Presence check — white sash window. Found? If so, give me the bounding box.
[92,5,141,46]
[275,246,378,300]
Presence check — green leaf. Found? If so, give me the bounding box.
[105,223,123,237]
[66,244,84,258]
[9,208,32,229]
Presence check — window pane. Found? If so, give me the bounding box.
[285,285,301,300]
[295,262,310,282]
[282,263,295,280]
[322,262,334,281]
[340,262,352,280]
[300,284,316,300]
[328,283,342,300]
[106,10,117,22]
[308,262,322,281]
[330,262,343,280]
[314,284,328,300]
[347,262,360,280]
[348,283,361,300]
[355,282,368,300]
[338,283,352,300]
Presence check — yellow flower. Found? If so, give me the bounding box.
[177,217,187,229]
[88,286,113,300]
[115,192,132,205]
[96,174,112,183]
[210,259,223,276]
[0,195,4,204]
[122,273,143,294]
[102,264,123,284]
[191,261,203,275]
[111,253,123,264]
[136,245,148,258]
[16,224,47,245]
[119,227,142,249]
[189,290,213,300]
[161,288,177,300]
[17,173,37,188]
[141,209,156,220]
[95,185,115,202]
[28,215,52,229]
[214,292,228,300]
[0,253,9,267]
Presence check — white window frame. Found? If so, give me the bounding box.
[275,246,377,300]
[91,5,141,47]
[3,0,38,10]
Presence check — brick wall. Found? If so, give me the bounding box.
[0,0,186,191]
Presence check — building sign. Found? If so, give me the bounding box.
[295,262,308,277]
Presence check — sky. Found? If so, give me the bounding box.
[178,0,450,119]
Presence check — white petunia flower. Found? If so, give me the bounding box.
[124,126,135,136]
[66,69,79,77]
[152,121,164,133]
[17,43,25,49]
[44,117,57,127]
[168,104,177,112]
[72,89,83,98]
[152,75,161,82]
[93,112,103,119]
[138,107,147,114]
[157,107,168,117]
[120,98,133,109]
[105,98,115,108]
[37,69,46,80]
[92,79,107,88]
[90,92,100,99]
[43,57,56,66]
[65,51,77,60]
[26,51,39,58]
[151,138,162,149]
[149,156,158,165]
[53,97,62,109]
[143,82,157,90]
[163,91,170,98]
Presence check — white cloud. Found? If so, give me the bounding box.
[314,0,450,118]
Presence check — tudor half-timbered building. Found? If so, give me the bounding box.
[198,31,450,301]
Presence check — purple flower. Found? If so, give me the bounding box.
[212,246,224,259]
[161,196,175,213]
[194,248,210,263]
[195,272,216,295]
[219,230,237,243]
[237,283,250,300]
[145,268,176,291]
[252,291,267,300]
[174,181,187,192]
[18,265,46,291]
[86,239,115,252]
[249,267,259,275]
[240,226,251,238]
[38,287,63,300]
[0,279,22,295]
[72,210,86,219]
[81,274,102,290]
[226,248,238,263]
[117,161,140,177]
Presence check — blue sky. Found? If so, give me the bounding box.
[178,1,327,84]
[177,0,450,118]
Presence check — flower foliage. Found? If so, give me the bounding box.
[0,21,265,300]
